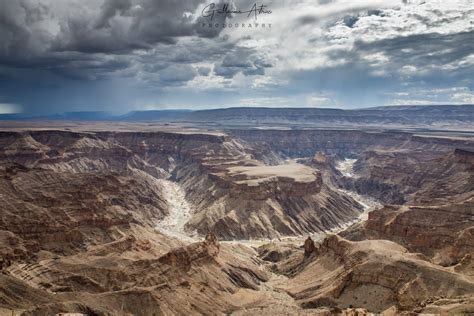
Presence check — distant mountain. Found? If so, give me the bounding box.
[0,113,30,120]
[0,111,117,121]
[1,105,473,128]
[119,110,192,121]
[0,110,192,121]
[184,105,474,127]
[365,104,474,113]
[45,111,118,120]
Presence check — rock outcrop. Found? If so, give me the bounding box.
[281,235,474,314]
[344,148,474,205]
[257,242,298,263]
[304,236,316,257]
[341,149,474,269]
[158,233,220,269]
[342,201,474,268]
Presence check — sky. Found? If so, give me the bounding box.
[0,0,473,114]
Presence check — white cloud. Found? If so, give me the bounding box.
[306,93,340,108]
[450,92,474,104]
[387,99,440,105]
[238,97,291,107]
[208,0,474,94]
[386,86,474,105]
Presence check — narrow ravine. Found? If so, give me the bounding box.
[155,179,198,242]
[335,158,382,222]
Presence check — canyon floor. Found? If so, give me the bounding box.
[0,122,473,315]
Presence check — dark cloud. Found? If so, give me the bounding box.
[0,0,134,80]
[340,9,385,29]
[343,15,359,28]
[0,0,230,64]
[198,66,211,76]
[53,0,227,54]
[297,15,319,26]
[354,30,474,71]
[0,0,235,91]
[294,6,371,29]
[158,64,198,84]
[214,47,271,78]
[95,0,132,29]
[0,0,51,59]
[53,16,150,54]
[367,9,384,16]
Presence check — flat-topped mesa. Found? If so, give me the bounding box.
[179,155,362,239]
[227,174,323,200]
[215,162,323,200]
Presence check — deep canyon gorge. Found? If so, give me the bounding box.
[0,124,473,315]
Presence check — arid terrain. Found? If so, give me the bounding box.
[0,110,473,315]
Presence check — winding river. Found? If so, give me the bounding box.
[156,158,382,244]
[155,179,198,242]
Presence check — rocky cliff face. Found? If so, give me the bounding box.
[342,201,474,268]
[230,129,474,158]
[2,232,271,315]
[0,161,168,262]
[273,235,474,314]
[344,148,473,204]
[339,148,474,291]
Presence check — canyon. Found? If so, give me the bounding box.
[0,120,473,315]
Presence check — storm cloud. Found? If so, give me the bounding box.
[0,0,472,114]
